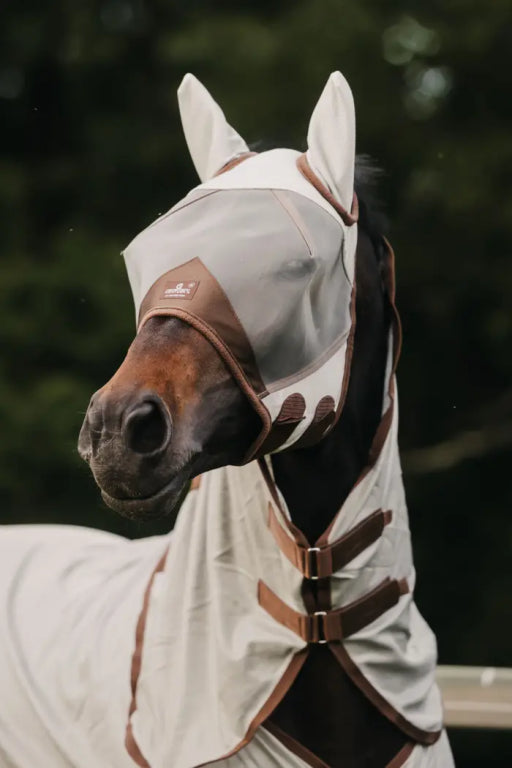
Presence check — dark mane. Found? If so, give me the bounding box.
[354,154,388,247]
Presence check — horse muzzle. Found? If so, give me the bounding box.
[78,388,191,519]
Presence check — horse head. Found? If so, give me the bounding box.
[78,72,360,520]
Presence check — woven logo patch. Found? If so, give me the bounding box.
[162,281,199,300]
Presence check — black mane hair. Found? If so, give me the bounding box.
[354,154,388,251]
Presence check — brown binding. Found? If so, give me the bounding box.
[385,741,416,768]
[296,153,359,226]
[258,577,408,644]
[265,721,416,768]
[263,721,331,768]
[194,649,309,768]
[125,550,168,768]
[268,503,392,579]
[329,642,442,747]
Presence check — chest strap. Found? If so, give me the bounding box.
[258,577,408,644]
[268,504,392,580]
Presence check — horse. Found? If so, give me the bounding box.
[0,72,454,768]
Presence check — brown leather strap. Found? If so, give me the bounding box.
[268,504,392,579]
[296,153,359,226]
[258,577,408,644]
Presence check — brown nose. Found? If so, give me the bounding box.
[78,391,172,463]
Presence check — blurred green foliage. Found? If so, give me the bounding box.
[1,2,511,760]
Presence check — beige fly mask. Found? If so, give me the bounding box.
[123,72,360,459]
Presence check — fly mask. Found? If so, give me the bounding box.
[123,72,360,460]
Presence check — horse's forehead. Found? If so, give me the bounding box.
[198,148,349,223]
[123,150,355,323]
[125,149,355,304]
[126,186,343,304]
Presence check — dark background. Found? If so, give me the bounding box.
[1,1,511,765]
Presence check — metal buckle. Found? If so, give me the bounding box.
[313,611,327,643]
[305,546,321,580]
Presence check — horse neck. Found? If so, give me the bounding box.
[271,229,389,543]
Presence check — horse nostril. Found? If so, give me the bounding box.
[124,399,171,456]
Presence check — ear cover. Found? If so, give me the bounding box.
[177,73,249,182]
[306,71,356,213]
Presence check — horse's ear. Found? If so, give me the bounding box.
[306,71,356,213]
[177,73,249,182]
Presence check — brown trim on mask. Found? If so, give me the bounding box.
[328,643,442,746]
[213,151,258,176]
[285,272,356,452]
[268,503,392,579]
[125,551,168,768]
[138,257,273,462]
[296,153,359,226]
[139,257,265,395]
[258,577,409,644]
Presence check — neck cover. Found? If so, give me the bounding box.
[125,333,446,768]
[123,72,360,459]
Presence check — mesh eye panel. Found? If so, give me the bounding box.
[124,188,352,392]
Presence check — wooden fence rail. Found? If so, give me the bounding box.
[437,666,512,729]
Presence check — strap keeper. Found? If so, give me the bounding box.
[302,547,321,580]
[301,611,328,643]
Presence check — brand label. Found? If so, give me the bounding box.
[162,281,199,300]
